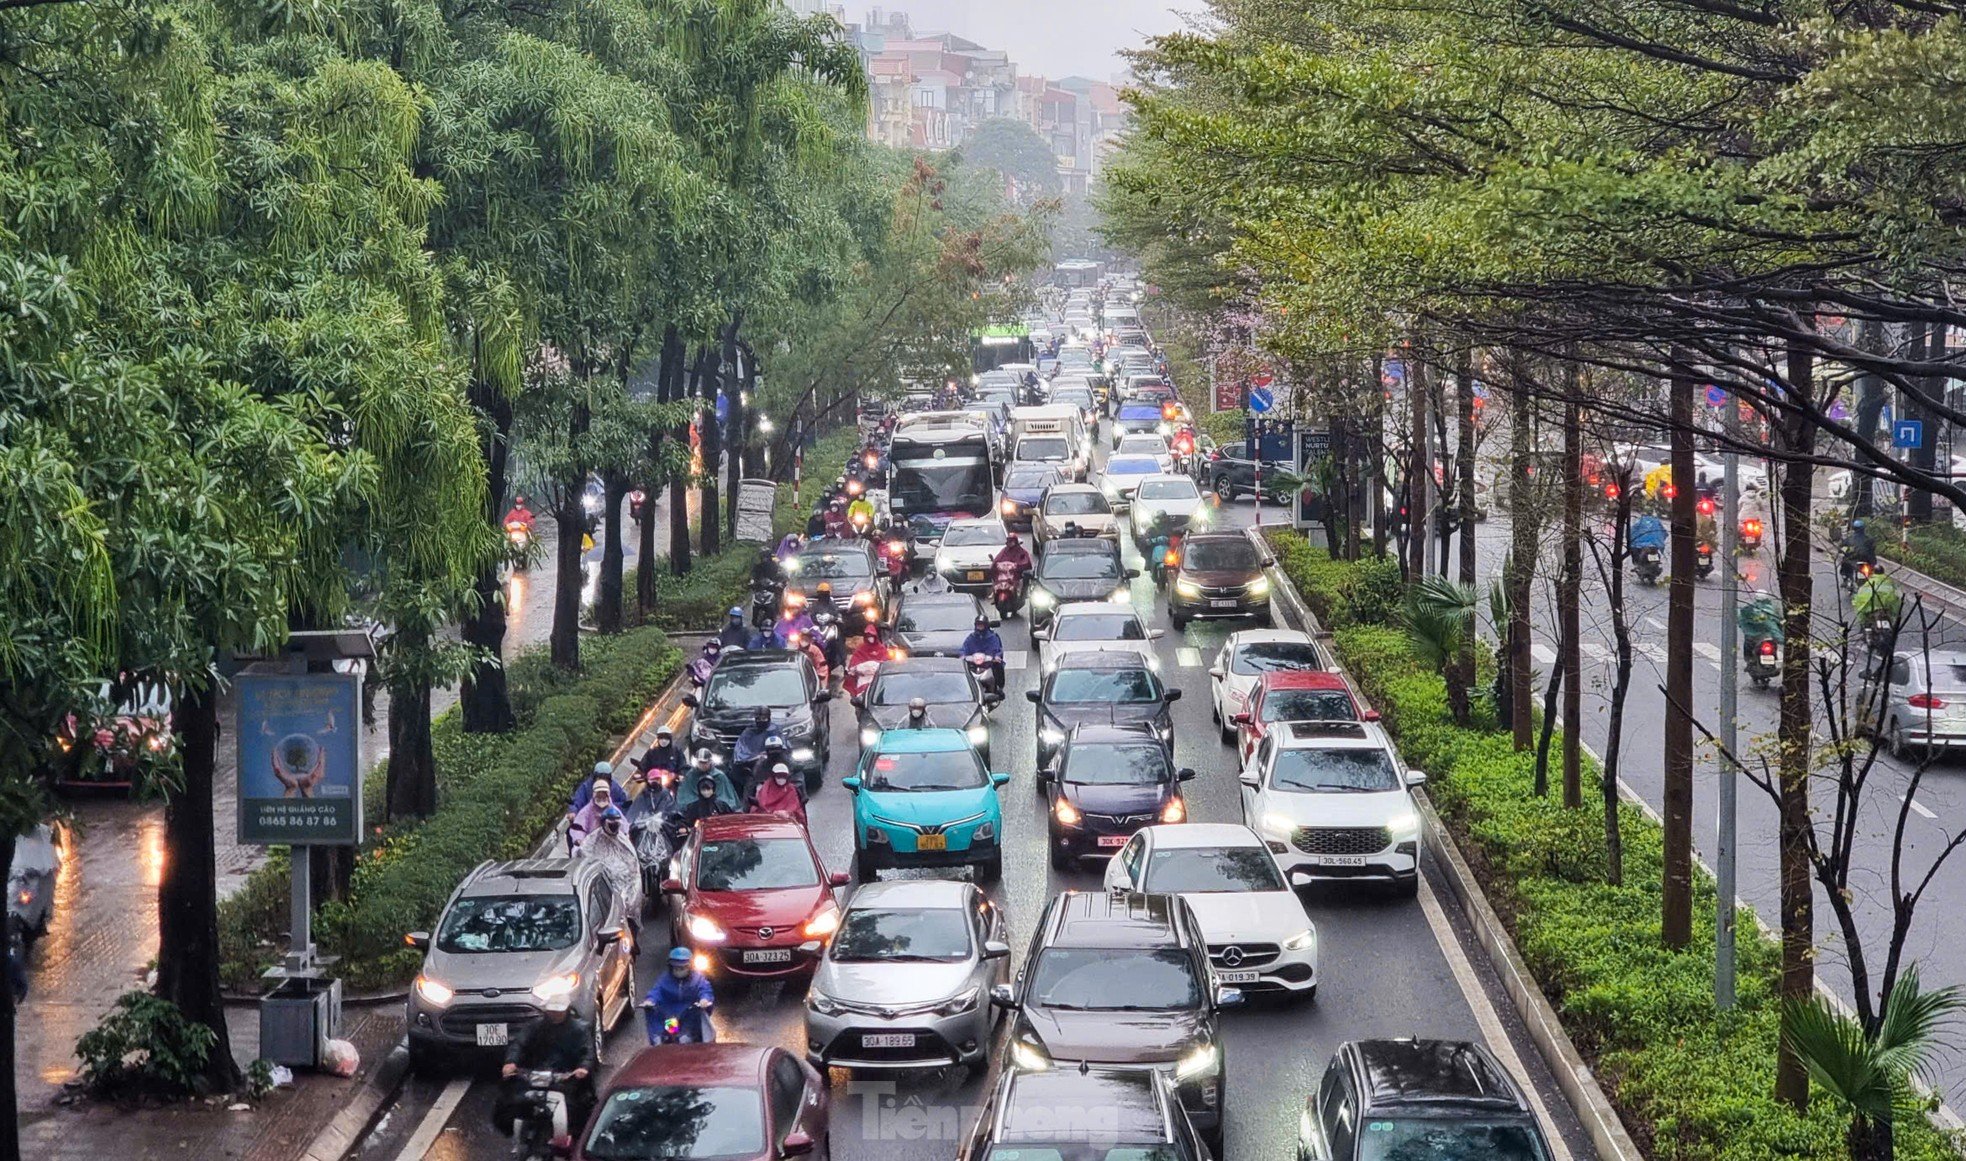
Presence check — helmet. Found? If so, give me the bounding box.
[695,773,719,792]
[765,733,786,749]
[601,805,624,822]
[657,723,677,737]
[1006,533,1020,547]
[909,697,927,714]
[727,606,744,619]
[668,946,693,965]
[593,761,615,778]
[816,582,833,595]
[753,707,771,725]
[693,748,717,765]
[1852,518,1868,531]
[975,616,990,631]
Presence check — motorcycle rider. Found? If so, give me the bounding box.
[744,733,794,799]
[568,765,627,852]
[991,533,1033,585]
[960,615,1006,693]
[1738,589,1786,663]
[685,747,740,810]
[641,946,715,1044]
[775,532,804,562]
[772,591,818,649]
[749,544,786,593]
[501,494,535,532]
[496,993,596,1138]
[1854,567,1904,628]
[717,607,756,650]
[822,498,850,539]
[731,708,775,773]
[846,491,877,536]
[573,806,643,939]
[678,772,734,831]
[845,626,891,700]
[905,696,931,730]
[1629,511,1668,575]
[748,761,808,826]
[1841,518,1878,583]
[784,628,831,688]
[632,726,684,788]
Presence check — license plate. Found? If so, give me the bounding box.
[967,571,986,582]
[743,948,793,965]
[475,1023,509,1047]
[1314,855,1369,867]
[862,1033,916,1048]
[1217,970,1260,984]
[916,834,948,851]
[1210,599,1238,609]
[1097,835,1129,848]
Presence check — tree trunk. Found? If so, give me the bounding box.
[461,375,515,734]
[723,317,746,539]
[1852,317,1885,521]
[1908,319,1935,525]
[1848,1113,1894,1161]
[1508,371,1536,750]
[1603,480,1632,886]
[637,433,661,619]
[1457,353,1479,715]
[155,681,244,1094]
[1561,380,1583,808]
[1534,634,1563,793]
[598,472,628,634]
[1369,358,1388,557]
[550,398,591,671]
[1663,366,1696,950]
[385,673,436,819]
[1407,355,1430,580]
[697,346,723,559]
[1774,338,1818,1110]
[663,326,693,578]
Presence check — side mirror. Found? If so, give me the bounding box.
[990,983,1016,1008]
[782,1131,816,1157]
[982,940,1011,960]
[1126,568,1141,579]
[1263,558,1277,568]
[812,690,833,704]
[1231,712,1252,726]
[1238,772,1260,789]
[1025,689,1042,703]
[1364,710,1381,722]
[1164,688,1183,703]
[1215,986,1244,1008]
[661,878,686,895]
[1406,769,1429,787]
[1177,767,1197,782]
[405,931,431,952]
[1207,666,1225,680]
[850,695,865,709]
[828,871,851,888]
[596,924,624,946]
[681,693,700,708]
[841,776,862,792]
[991,772,1011,787]
[1148,628,1165,640]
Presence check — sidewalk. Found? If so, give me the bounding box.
[13,498,670,1136]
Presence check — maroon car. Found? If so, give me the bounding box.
[664,813,848,979]
[574,1043,829,1161]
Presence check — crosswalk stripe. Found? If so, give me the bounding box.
[1176,647,1203,667]
[1637,642,1666,662]
[1579,641,1609,661]
[1002,650,1029,671]
[1531,643,1556,666]
[1694,642,1720,661]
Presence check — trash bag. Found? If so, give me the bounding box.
[322,1038,360,1077]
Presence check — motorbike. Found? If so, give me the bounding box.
[1738,518,1763,552]
[1633,547,1663,585]
[1865,613,1896,655]
[878,533,911,583]
[750,582,784,631]
[990,559,1029,618]
[1147,534,1181,590]
[503,520,533,569]
[1694,542,1715,579]
[1841,552,1876,595]
[508,1070,579,1161]
[644,1003,716,1045]
[1746,638,1781,689]
[965,653,1003,698]
[811,608,846,671]
[628,489,647,521]
[629,807,676,899]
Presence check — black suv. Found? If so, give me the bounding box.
[791,537,891,632]
[960,1066,1213,1161]
[992,890,1237,1152]
[1028,538,1136,633]
[1297,1039,1555,1161]
[1042,724,1195,869]
[1027,652,1181,769]
[683,649,833,790]
[1199,440,1293,502]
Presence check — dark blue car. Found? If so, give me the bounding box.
[999,465,1062,531]
[1113,403,1166,442]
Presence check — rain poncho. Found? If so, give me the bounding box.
[574,824,645,922]
[1853,574,1903,621]
[1738,595,1785,644]
[1629,514,1668,551]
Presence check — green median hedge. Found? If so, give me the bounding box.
[1267,531,1958,1161]
[1878,521,1966,596]
[218,627,681,991]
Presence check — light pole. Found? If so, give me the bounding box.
[1716,386,1740,1009]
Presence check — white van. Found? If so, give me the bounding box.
[1010,404,1091,480]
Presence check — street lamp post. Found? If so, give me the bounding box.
[1716,388,1740,1009]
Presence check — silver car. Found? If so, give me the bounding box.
[804,879,1009,1071]
[1859,650,1966,757]
[405,858,638,1073]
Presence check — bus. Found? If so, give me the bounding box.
[888,419,997,558]
[972,325,1033,375]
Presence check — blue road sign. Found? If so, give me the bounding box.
[1249,385,1276,414]
[1893,419,1924,450]
[1705,385,1727,408]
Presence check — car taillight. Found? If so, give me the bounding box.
[1758,640,1776,657]
[1911,694,1946,710]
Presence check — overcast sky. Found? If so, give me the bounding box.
[866,0,1189,82]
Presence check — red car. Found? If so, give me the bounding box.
[663,814,848,979]
[1233,670,1373,763]
[574,1043,830,1161]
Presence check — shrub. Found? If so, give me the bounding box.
[1879,521,1966,594]
[76,992,219,1098]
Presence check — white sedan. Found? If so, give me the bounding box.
[1097,455,1165,510]
[1115,434,1175,473]
[1207,630,1329,741]
[1037,604,1162,673]
[1104,823,1320,1000]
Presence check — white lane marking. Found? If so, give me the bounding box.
[1579,641,1609,661]
[1176,646,1203,667]
[1644,616,1665,632]
[1531,643,1556,666]
[1417,875,1575,1161]
[1903,794,1938,820]
[1002,650,1029,671]
[1637,642,1666,662]
[394,1076,471,1161]
[1694,642,1720,662]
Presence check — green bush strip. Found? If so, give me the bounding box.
[1266,531,1958,1161]
[218,626,681,991]
[1878,522,1966,597]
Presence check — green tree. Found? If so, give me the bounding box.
[959,116,1062,201]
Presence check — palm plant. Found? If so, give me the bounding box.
[1782,967,1966,1161]
[1402,574,1479,724]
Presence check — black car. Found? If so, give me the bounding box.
[852,656,997,761]
[790,538,890,632]
[1298,1039,1555,1161]
[682,649,833,789]
[1028,652,1181,769]
[1027,539,1136,633]
[958,1067,1212,1161]
[1198,440,1293,502]
[1042,724,1195,869]
[993,890,1236,1152]
[891,591,987,657]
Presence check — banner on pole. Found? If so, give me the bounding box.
[237,673,363,845]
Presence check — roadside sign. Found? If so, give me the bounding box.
[1705,385,1727,408]
[238,673,363,846]
[735,478,777,543]
[1249,385,1275,414]
[1894,419,1925,450]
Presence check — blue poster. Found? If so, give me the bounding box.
[237,672,363,845]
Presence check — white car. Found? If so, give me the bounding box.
[1130,474,1209,538]
[1115,434,1175,473]
[1207,630,1329,740]
[1098,456,1164,509]
[1037,605,1162,673]
[933,516,1010,593]
[1238,721,1426,896]
[1104,824,1319,999]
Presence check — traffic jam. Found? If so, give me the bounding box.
[389,275,1577,1161]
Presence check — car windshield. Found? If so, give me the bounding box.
[436,895,582,954]
[1019,438,1070,461]
[1118,406,1161,421]
[862,748,988,792]
[1231,642,1323,675]
[796,553,873,581]
[944,524,1007,548]
[582,1086,765,1161]
[1006,469,1058,492]
[1044,492,1109,517]
[1142,847,1286,893]
[1356,1119,1550,1161]
[1053,613,1147,641]
[1118,440,1166,456]
[703,666,807,710]
[1260,690,1356,723]
[829,907,972,963]
[1107,458,1160,477]
[1269,748,1402,792]
[1039,552,1121,581]
[1029,947,1201,1010]
[1049,668,1160,704]
[1136,479,1199,501]
[1063,743,1169,786]
[1185,539,1261,571]
[894,462,994,512]
[695,839,819,891]
[898,602,977,633]
[984,1148,1179,1161]
[872,672,975,705]
[1054,390,1093,406]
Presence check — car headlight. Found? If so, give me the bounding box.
[784,557,802,574]
[1156,422,1172,437]
[974,820,995,842]
[791,747,816,763]
[1175,580,1203,599]
[530,971,580,1003]
[804,902,841,939]
[854,591,876,608]
[1262,811,1297,839]
[1053,798,1082,826]
[1388,811,1422,840]
[1102,481,1119,496]
[861,727,881,746]
[1110,588,1130,602]
[1041,727,1065,745]
[967,725,989,745]
[809,990,847,1017]
[930,987,982,1018]
[1284,928,1317,952]
[414,974,455,1007]
[1030,588,1056,608]
[688,913,728,943]
[1248,576,1271,596]
[1189,508,1212,528]
[1002,499,1018,515]
[1176,1043,1220,1080]
[1160,797,1186,823]
[1011,1037,1053,1071]
[935,553,951,573]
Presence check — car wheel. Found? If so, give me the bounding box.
[1255,607,1274,629]
[976,855,1002,885]
[854,848,879,882]
[1394,876,1420,900]
[1205,1121,1225,1158]
[1302,984,1318,1005]
[1887,718,1907,760]
[1170,612,1189,632]
[1220,717,1235,744]
[1213,477,1235,502]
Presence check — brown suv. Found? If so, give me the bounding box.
[1168,532,1275,631]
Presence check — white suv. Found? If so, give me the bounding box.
[1237,721,1425,896]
